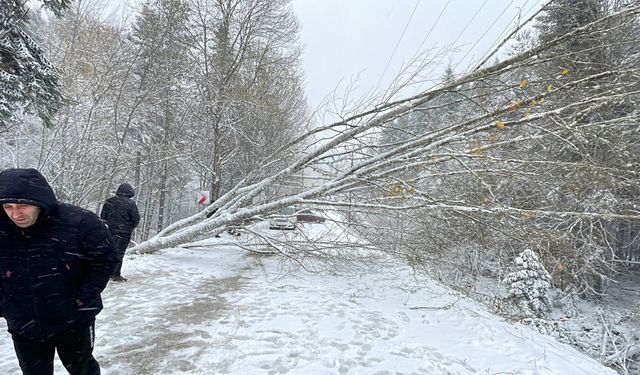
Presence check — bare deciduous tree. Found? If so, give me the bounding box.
[130,5,640,297]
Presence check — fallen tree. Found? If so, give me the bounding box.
[130,4,640,274]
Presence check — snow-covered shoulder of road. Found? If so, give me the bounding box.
[0,241,615,374]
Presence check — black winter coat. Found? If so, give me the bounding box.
[0,168,117,340]
[100,183,140,235]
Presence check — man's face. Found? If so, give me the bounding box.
[2,203,41,228]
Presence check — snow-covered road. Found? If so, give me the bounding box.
[0,244,616,374]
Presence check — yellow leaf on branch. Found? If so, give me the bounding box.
[520,79,528,88]
[557,263,567,271]
[546,84,554,93]
[496,120,505,129]
[561,68,570,75]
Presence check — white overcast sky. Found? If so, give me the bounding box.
[291,0,545,109]
[109,0,546,110]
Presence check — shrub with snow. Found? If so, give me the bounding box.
[503,249,552,318]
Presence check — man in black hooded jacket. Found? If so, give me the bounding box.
[100,182,140,282]
[0,168,117,375]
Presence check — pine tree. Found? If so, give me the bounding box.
[504,249,553,318]
[535,0,607,74]
[0,0,70,128]
[128,0,192,232]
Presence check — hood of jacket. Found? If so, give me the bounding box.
[115,182,135,198]
[0,168,58,218]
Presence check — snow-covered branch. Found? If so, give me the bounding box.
[130,4,640,260]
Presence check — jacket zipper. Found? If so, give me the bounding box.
[21,229,45,341]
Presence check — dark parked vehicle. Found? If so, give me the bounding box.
[296,209,325,223]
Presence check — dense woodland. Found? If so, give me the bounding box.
[1,0,308,239]
[1,0,639,372]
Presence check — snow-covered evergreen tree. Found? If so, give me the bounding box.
[503,249,552,318]
[0,0,68,128]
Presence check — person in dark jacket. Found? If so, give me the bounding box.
[0,168,118,375]
[100,182,140,282]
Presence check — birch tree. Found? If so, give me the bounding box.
[129,5,640,291]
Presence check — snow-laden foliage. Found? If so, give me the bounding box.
[0,0,66,128]
[503,249,553,318]
[553,306,640,374]
[354,0,640,301]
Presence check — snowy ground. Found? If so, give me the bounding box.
[0,230,619,374]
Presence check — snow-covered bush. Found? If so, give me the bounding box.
[554,286,581,318]
[503,249,552,318]
[521,318,567,338]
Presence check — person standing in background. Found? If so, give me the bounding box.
[100,183,140,282]
[0,168,117,374]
